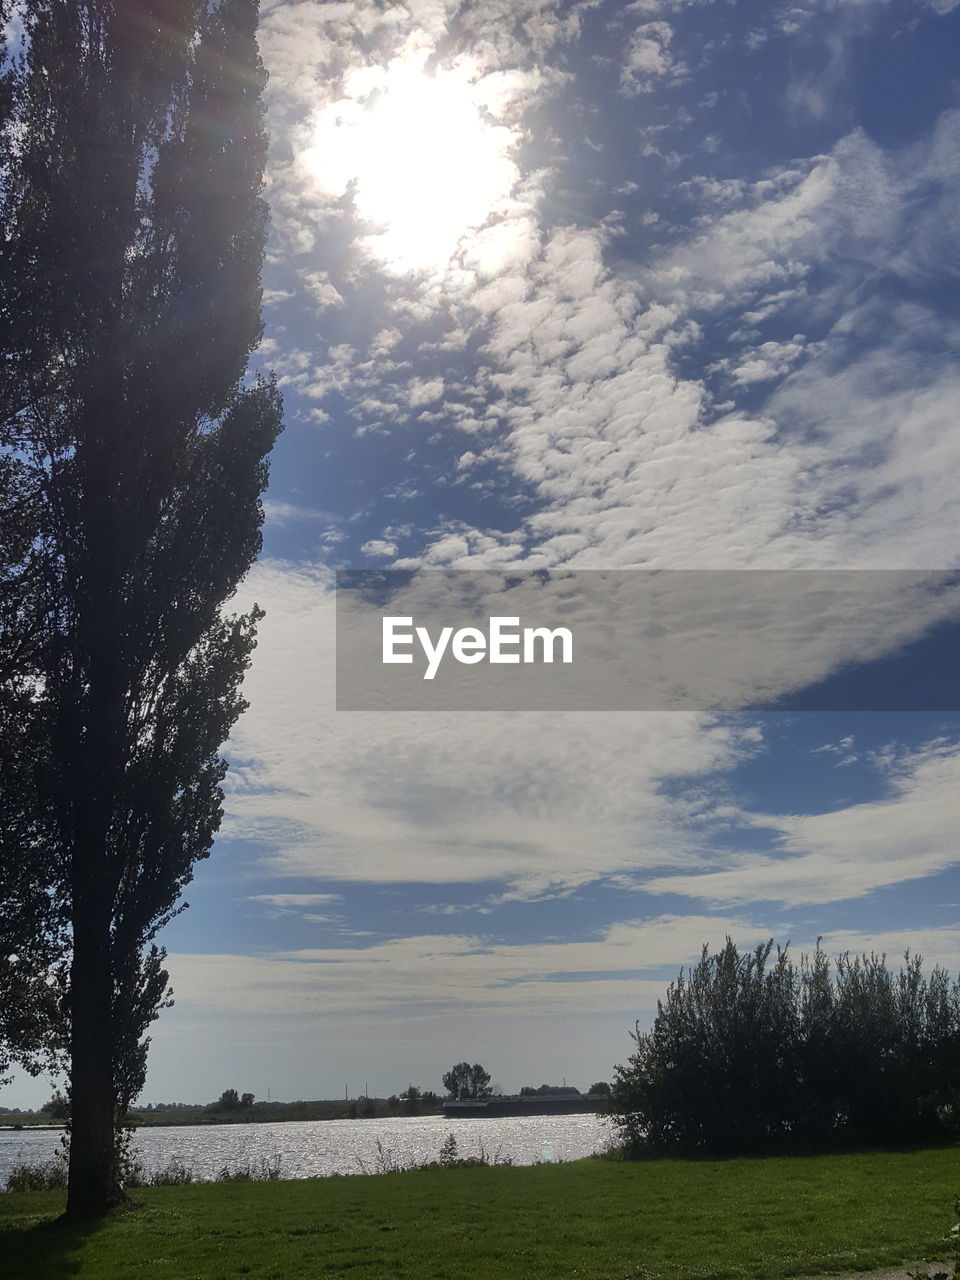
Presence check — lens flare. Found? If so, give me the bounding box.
[304,58,521,273]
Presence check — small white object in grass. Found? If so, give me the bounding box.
[540,1143,556,1163]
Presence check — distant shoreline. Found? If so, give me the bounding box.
[1,1095,607,1131]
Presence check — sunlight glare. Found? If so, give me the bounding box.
[304,59,521,273]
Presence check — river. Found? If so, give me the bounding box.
[0,1112,615,1186]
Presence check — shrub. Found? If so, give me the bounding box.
[356,1134,514,1175]
[438,1133,459,1166]
[214,1154,283,1182]
[4,1157,68,1192]
[147,1159,197,1186]
[610,938,960,1157]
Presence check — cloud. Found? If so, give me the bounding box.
[263,500,338,526]
[165,912,774,1020]
[165,911,960,1029]
[380,110,960,573]
[301,270,345,311]
[223,560,764,894]
[248,894,343,909]
[643,739,960,907]
[259,0,575,279]
[620,22,681,95]
[405,377,445,407]
[811,735,858,767]
[225,7,960,950]
[726,337,808,387]
[816,925,960,970]
[360,539,399,557]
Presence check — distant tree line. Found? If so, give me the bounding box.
[519,1084,581,1097]
[207,1089,255,1113]
[610,939,960,1156]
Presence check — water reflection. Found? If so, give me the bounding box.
[0,1112,613,1185]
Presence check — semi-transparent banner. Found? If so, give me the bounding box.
[335,569,960,711]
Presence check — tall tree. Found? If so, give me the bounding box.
[0,458,65,1091]
[0,0,282,1216]
[0,2,65,1091]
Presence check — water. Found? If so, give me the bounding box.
[0,1112,614,1186]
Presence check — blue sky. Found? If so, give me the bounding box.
[7,0,960,1109]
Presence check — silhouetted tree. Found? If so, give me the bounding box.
[40,1092,70,1121]
[519,1083,580,1097]
[400,1084,421,1115]
[609,939,960,1156]
[0,0,281,1216]
[442,1062,492,1100]
[0,457,65,1088]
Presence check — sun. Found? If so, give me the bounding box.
[303,57,521,273]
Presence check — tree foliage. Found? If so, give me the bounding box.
[400,1083,421,1114]
[0,0,281,1215]
[442,1062,492,1100]
[209,1089,250,1112]
[0,438,63,1085]
[519,1083,581,1097]
[609,938,960,1156]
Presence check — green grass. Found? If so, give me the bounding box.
[2,1147,958,1280]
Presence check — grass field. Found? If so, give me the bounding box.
[2,1147,959,1280]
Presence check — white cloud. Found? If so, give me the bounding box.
[405,377,445,407]
[263,500,337,526]
[727,337,808,386]
[301,270,345,310]
[165,912,773,1021]
[816,925,960,971]
[248,894,343,909]
[388,110,960,573]
[260,1,574,279]
[223,560,763,893]
[643,739,960,907]
[231,8,960,943]
[620,22,679,94]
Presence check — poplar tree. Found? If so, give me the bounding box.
[0,0,282,1215]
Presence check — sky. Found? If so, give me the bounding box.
[6,0,960,1109]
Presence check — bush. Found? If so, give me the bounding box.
[146,1160,197,1186]
[214,1154,283,1182]
[424,1134,513,1170]
[610,939,960,1157]
[356,1134,514,1175]
[4,1157,68,1192]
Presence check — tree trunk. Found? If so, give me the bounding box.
[65,885,120,1216]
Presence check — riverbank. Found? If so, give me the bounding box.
[0,1100,443,1129]
[3,1145,957,1280]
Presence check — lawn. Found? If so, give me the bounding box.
[2,1147,959,1280]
